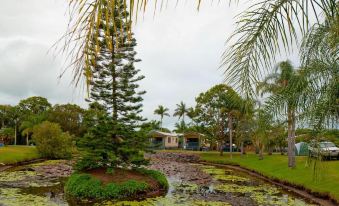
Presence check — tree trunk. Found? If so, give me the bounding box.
[219,141,224,156]
[259,145,264,160]
[111,30,117,144]
[287,109,296,168]
[228,113,233,159]
[111,35,117,123]
[14,123,17,145]
[26,133,29,146]
[240,141,244,156]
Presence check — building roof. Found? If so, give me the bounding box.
[148,130,179,137]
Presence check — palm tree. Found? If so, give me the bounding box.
[154,105,170,131]
[222,0,337,97]
[173,101,188,123]
[257,61,306,168]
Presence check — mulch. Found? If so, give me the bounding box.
[87,168,160,189]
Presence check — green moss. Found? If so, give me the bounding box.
[201,168,226,175]
[0,188,58,206]
[98,197,231,206]
[65,173,149,199]
[30,160,64,167]
[172,182,199,193]
[0,170,37,182]
[213,174,249,182]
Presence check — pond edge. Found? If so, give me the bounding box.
[199,161,338,206]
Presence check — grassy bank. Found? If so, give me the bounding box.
[199,152,339,202]
[0,146,40,165]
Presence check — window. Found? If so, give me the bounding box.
[175,138,178,143]
[168,137,171,143]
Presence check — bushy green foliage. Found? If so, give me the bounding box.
[32,121,72,159]
[136,168,169,190]
[65,173,149,199]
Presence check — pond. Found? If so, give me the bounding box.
[0,160,318,206]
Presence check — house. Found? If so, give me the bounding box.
[183,132,207,150]
[149,130,179,149]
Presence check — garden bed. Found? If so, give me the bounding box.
[64,167,168,201]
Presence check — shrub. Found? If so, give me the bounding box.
[32,121,72,159]
[136,168,169,190]
[65,173,149,199]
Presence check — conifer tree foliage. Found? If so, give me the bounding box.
[77,1,147,170]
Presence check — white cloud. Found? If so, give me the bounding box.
[0,0,300,130]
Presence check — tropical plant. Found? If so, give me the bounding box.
[173,120,187,133]
[252,109,273,160]
[257,61,306,168]
[299,13,339,129]
[173,101,188,122]
[154,105,170,131]
[20,115,45,145]
[222,0,337,97]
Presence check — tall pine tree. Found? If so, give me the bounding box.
[78,0,147,170]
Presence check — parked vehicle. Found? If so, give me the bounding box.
[308,141,339,160]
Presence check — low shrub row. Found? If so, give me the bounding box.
[65,173,149,199]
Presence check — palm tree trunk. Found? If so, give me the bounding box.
[228,113,233,159]
[259,146,264,160]
[219,141,224,156]
[14,123,17,145]
[287,109,296,168]
[240,141,244,156]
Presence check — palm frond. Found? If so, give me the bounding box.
[222,0,337,97]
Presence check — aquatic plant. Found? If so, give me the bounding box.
[0,170,37,182]
[0,188,62,206]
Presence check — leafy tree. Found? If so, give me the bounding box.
[32,121,72,159]
[18,96,51,116]
[0,105,12,128]
[0,127,15,145]
[48,104,85,137]
[195,84,243,156]
[78,1,147,170]
[154,105,170,131]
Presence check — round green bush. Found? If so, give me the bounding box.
[64,169,168,200]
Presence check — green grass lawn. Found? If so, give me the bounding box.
[0,146,40,165]
[199,152,339,202]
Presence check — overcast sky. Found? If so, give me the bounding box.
[0,0,298,130]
